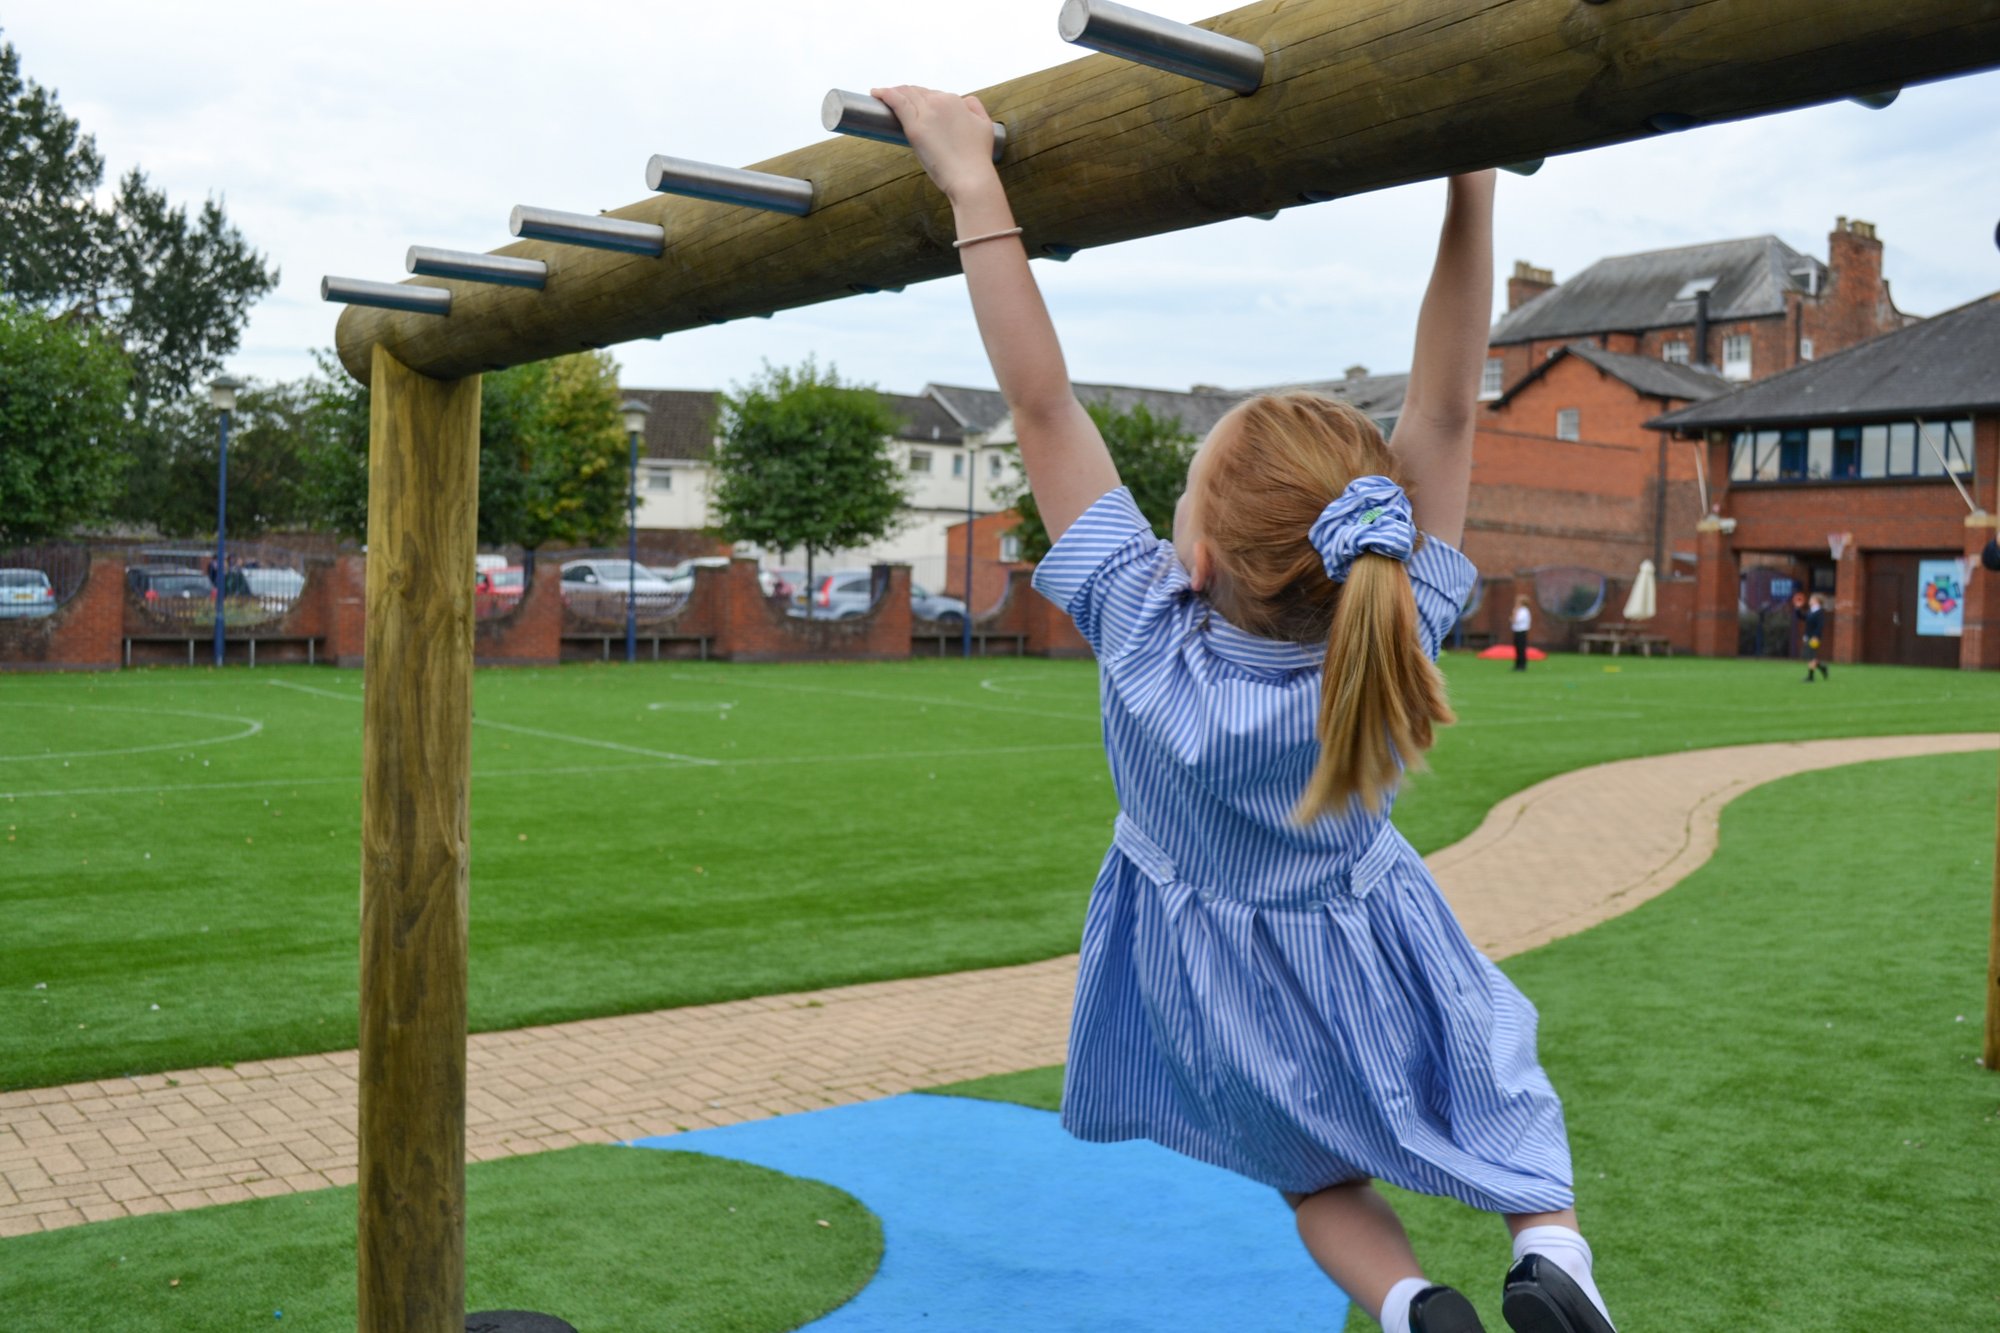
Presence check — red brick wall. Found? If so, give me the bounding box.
[944,509,1025,613]
[0,552,123,671]
[981,567,1093,658]
[1468,354,1707,579]
[711,560,914,662]
[477,562,562,666]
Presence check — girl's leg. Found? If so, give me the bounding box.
[1504,1207,1615,1329]
[1288,1181,1424,1321]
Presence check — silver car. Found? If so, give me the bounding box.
[0,568,55,619]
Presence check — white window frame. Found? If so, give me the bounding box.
[1722,334,1753,380]
[987,452,1004,478]
[1662,340,1690,365]
[1479,357,1504,400]
[999,533,1022,563]
[1555,408,1580,442]
[1799,337,1815,362]
[646,469,673,492]
[951,452,964,478]
[908,449,932,474]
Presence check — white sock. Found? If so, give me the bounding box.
[1513,1224,1615,1329]
[1379,1275,1432,1333]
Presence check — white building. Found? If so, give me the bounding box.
[622,373,1394,597]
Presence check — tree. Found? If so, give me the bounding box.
[291,350,628,553]
[1003,399,1199,562]
[0,299,130,543]
[0,32,277,415]
[709,360,908,600]
[112,380,321,539]
[479,351,628,554]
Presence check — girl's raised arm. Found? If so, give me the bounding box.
[1388,171,1496,548]
[874,85,1120,543]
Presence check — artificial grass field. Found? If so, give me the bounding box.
[0,1143,882,1332]
[932,750,2000,1329]
[4,653,1996,1091]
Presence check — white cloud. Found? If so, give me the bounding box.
[9,2,1997,395]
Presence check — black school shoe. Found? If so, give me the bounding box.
[1501,1254,1615,1333]
[1411,1284,1486,1332]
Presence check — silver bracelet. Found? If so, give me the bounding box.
[952,225,1024,250]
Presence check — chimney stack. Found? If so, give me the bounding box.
[1508,260,1555,311]
[1343,364,1369,381]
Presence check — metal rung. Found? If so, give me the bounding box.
[406,247,547,288]
[509,206,665,256]
[821,89,1007,162]
[321,276,451,315]
[1057,0,1264,95]
[646,156,815,216]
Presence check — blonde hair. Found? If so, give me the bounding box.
[1194,392,1454,821]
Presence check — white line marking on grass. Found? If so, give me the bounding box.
[670,672,1099,724]
[648,701,735,712]
[267,679,720,765]
[977,675,1100,703]
[472,718,719,765]
[265,680,362,704]
[0,742,1103,800]
[0,702,264,762]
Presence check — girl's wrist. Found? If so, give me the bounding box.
[943,167,1007,211]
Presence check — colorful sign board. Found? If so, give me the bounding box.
[1915,559,1965,637]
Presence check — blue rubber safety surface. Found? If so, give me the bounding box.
[628,1093,1348,1331]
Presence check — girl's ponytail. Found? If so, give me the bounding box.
[1294,551,1454,822]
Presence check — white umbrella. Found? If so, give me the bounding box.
[1622,559,1657,622]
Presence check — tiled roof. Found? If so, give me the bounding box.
[1651,293,2000,430]
[622,387,719,461]
[882,393,965,444]
[1492,343,1733,409]
[1491,236,1825,345]
[1239,369,1410,424]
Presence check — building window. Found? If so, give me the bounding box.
[1662,340,1690,365]
[1555,409,1580,441]
[1799,338,1815,361]
[1722,334,1752,380]
[1730,418,1973,483]
[908,449,932,474]
[988,452,1004,478]
[1479,358,1503,399]
[999,533,1022,563]
[951,452,964,478]
[647,469,673,492]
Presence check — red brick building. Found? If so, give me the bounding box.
[1653,294,1999,670]
[1463,218,1919,637]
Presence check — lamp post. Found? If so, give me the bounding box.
[620,398,651,664]
[963,440,977,659]
[208,376,242,668]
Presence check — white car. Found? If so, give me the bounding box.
[0,568,56,619]
[659,556,774,597]
[560,559,678,605]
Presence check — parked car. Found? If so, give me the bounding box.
[134,570,214,604]
[911,584,966,625]
[222,566,306,610]
[771,568,807,606]
[790,569,876,620]
[0,568,56,619]
[475,565,526,606]
[560,559,679,607]
[127,564,209,599]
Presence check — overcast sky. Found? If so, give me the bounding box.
[10,2,1999,398]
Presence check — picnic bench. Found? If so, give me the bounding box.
[1577,624,1673,657]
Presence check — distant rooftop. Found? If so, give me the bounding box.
[1491,343,1734,409]
[1652,293,2000,431]
[1490,236,1829,345]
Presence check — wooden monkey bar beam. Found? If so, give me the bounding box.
[334,0,2000,386]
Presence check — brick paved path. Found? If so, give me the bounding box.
[3,731,1991,1237]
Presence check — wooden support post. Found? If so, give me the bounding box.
[358,346,481,1332]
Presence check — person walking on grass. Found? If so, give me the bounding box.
[1798,592,1828,682]
[876,86,1615,1333]
[1511,594,1533,672]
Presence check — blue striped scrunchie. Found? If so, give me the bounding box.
[1308,475,1415,583]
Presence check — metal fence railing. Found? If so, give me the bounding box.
[475,546,529,623]
[127,543,310,634]
[1533,566,1609,623]
[0,543,90,621]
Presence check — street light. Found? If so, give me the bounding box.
[208,375,243,668]
[963,440,977,660]
[619,398,651,665]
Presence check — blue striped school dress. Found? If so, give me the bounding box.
[1033,487,1574,1214]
